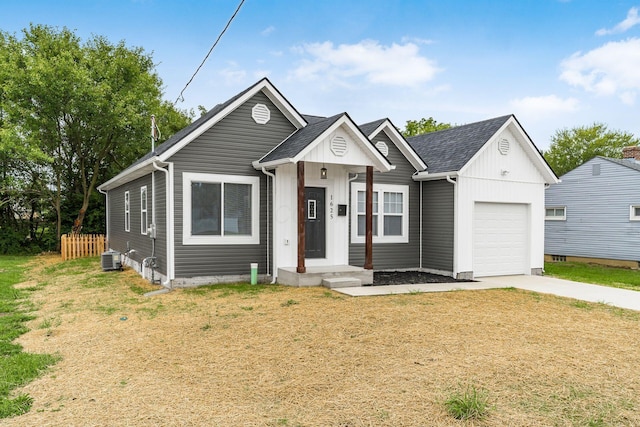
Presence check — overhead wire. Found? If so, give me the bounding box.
[174,0,246,105]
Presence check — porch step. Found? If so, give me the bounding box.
[322,277,362,288]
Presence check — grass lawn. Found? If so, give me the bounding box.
[545,261,640,291]
[0,256,57,418]
[3,255,640,426]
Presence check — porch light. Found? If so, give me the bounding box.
[321,165,328,179]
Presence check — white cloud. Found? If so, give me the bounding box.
[219,65,246,85]
[261,26,275,36]
[400,36,434,45]
[560,38,640,104]
[510,95,580,116]
[596,7,640,35]
[290,40,441,87]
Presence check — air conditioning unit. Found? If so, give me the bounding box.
[101,250,122,271]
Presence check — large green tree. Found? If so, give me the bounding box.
[543,123,639,177]
[0,25,191,249]
[402,117,452,137]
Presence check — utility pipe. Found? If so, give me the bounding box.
[152,160,173,289]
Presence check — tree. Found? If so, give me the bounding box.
[0,25,191,247]
[402,117,452,137]
[543,123,639,177]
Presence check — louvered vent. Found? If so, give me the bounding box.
[375,141,389,157]
[252,103,270,124]
[498,138,510,155]
[331,136,348,156]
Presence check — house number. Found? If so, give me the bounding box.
[329,194,334,220]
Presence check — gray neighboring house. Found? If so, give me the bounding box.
[98,78,558,288]
[545,147,640,267]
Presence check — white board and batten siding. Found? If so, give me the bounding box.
[456,127,546,277]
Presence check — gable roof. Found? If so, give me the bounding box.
[360,118,427,171]
[599,156,640,173]
[254,112,392,172]
[407,115,511,174]
[99,77,307,191]
[259,113,344,163]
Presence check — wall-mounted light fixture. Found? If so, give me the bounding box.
[501,169,510,176]
[321,164,328,179]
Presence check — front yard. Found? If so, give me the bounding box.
[4,255,640,426]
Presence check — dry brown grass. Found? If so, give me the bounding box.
[6,255,640,426]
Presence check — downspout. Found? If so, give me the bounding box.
[152,160,173,289]
[446,175,458,278]
[261,168,277,284]
[419,180,422,269]
[98,187,109,250]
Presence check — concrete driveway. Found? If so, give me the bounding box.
[335,275,640,312]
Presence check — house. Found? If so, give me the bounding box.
[97,78,558,287]
[545,148,640,268]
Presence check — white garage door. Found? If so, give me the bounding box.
[473,202,529,277]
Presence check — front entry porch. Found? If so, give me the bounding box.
[277,265,373,287]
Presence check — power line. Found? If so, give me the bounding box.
[174,0,245,105]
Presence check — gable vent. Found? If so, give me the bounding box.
[498,138,510,155]
[331,135,348,157]
[252,103,270,124]
[375,141,389,157]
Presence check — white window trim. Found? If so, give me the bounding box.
[545,206,566,221]
[124,191,130,232]
[350,182,409,244]
[182,172,260,245]
[630,205,640,221]
[140,186,148,235]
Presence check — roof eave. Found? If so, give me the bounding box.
[98,157,161,191]
[412,171,459,181]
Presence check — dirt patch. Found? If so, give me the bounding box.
[373,270,471,285]
[6,255,640,426]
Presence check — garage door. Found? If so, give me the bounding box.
[473,203,529,277]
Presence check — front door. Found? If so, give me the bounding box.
[305,187,326,258]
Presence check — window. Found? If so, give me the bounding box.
[630,205,640,221]
[545,206,566,220]
[351,183,409,243]
[182,173,260,245]
[140,186,148,234]
[124,191,130,232]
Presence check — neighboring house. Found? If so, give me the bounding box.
[98,78,558,287]
[545,148,640,268]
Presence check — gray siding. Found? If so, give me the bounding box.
[348,131,420,269]
[545,157,640,261]
[171,92,295,277]
[107,172,167,274]
[421,180,454,271]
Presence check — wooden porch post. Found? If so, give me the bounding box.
[364,165,374,270]
[297,161,306,273]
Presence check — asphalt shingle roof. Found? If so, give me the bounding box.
[358,118,387,137]
[600,156,640,173]
[260,113,344,163]
[407,115,512,173]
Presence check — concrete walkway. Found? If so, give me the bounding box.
[333,275,640,312]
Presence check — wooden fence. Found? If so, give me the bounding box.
[61,234,106,261]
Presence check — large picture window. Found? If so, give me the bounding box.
[182,173,260,245]
[351,183,409,243]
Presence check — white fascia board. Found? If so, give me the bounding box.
[412,171,458,181]
[369,120,427,171]
[98,157,160,191]
[159,79,307,162]
[252,158,295,169]
[293,116,392,172]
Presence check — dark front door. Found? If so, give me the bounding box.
[305,187,326,258]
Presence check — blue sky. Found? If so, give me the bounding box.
[2,0,640,150]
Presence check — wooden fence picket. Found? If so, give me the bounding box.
[61,234,106,261]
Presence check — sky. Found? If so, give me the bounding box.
[1,0,640,150]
